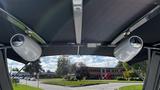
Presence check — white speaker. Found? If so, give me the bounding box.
[114,36,143,62]
[10,34,42,61]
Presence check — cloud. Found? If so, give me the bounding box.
[40,56,59,72]
[69,55,118,67]
[7,58,25,72]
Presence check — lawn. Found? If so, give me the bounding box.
[41,78,142,87]
[119,85,143,90]
[13,84,43,90]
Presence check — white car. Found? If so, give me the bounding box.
[30,77,36,81]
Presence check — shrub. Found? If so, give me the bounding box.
[129,77,143,81]
[123,70,136,80]
[63,75,70,80]
[63,74,77,81]
[11,78,20,83]
[117,77,126,80]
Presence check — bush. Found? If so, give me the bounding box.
[63,74,77,81]
[129,77,143,81]
[70,75,77,81]
[63,75,70,80]
[117,77,126,81]
[136,77,143,81]
[123,70,137,80]
[11,78,20,83]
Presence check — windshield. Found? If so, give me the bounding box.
[8,55,146,90]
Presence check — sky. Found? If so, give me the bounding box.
[7,55,119,72]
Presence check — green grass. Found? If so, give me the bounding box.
[13,84,43,90]
[119,85,143,90]
[41,78,142,87]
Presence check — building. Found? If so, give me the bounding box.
[10,71,55,79]
[84,67,125,80]
[39,72,56,78]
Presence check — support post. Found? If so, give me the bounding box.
[0,49,13,90]
[143,51,160,90]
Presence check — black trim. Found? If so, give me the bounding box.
[0,49,13,90]
[143,51,160,90]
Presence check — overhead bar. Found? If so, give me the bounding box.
[111,5,160,45]
[72,0,83,44]
[0,8,47,44]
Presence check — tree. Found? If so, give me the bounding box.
[23,60,43,77]
[56,56,70,76]
[132,61,147,77]
[123,70,136,80]
[122,62,131,71]
[123,71,130,80]
[69,62,87,74]
[117,62,136,80]
[116,61,132,71]
[69,63,77,74]
[12,68,19,72]
[47,70,52,73]
[117,61,146,80]
[116,61,123,68]
[75,62,89,80]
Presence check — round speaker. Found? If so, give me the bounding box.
[10,34,42,61]
[114,36,143,62]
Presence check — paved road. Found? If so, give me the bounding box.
[20,80,142,90]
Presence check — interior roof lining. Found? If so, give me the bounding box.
[0,0,158,64]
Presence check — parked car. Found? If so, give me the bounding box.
[30,77,36,81]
